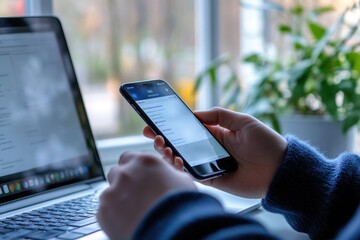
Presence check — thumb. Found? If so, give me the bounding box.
[195,107,250,131]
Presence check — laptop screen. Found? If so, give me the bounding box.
[0,17,104,204]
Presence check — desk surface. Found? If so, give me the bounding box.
[249,208,310,240]
[196,183,310,240]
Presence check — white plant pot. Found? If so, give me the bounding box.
[280,115,357,159]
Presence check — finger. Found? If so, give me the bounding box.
[203,125,226,145]
[163,147,174,164]
[106,166,122,185]
[195,107,253,131]
[162,149,184,171]
[143,126,156,139]
[154,135,166,154]
[118,151,137,165]
[174,157,184,170]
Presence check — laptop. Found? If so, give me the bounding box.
[0,17,108,239]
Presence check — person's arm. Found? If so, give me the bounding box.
[133,191,278,240]
[97,151,279,240]
[262,136,360,239]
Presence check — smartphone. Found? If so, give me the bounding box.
[120,79,238,180]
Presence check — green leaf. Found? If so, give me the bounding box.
[320,81,338,118]
[223,72,238,92]
[243,53,265,67]
[290,5,304,15]
[304,78,317,92]
[333,23,360,55]
[311,6,334,16]
[311,10,345,62]
[291,81,305,101]
[193,54,232,93]
[343,114,360,133]
[290,35,307,50]
[209,68,217,86]
[338,80,357,103]
[307,21,326,40]
[278,24,292,34]
[224,85,241,109]
[345,52,360,73]
[283,59,313,113]
[194,73,205,93]
[287,59,313,83]
[211,54,232,67]
[269,113,281,134]
[338,80,355,91]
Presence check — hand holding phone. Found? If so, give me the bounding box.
[143,106,289,199]
[120,79,238,180]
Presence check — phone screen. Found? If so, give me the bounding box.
[120,80,237,179]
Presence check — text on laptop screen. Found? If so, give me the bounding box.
[0,32,89,176]
[0,19,103,203]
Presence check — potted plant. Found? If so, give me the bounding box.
[195,3,360,157]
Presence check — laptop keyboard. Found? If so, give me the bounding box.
[0,194,102,240]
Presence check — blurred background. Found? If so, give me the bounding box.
[1,0,358,152]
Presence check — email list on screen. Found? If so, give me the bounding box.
[137,94,229,167]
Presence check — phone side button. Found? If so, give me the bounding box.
[131,105,141,115]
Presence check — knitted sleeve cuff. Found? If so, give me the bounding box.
[262,135,331,215]
[261,135,360,239]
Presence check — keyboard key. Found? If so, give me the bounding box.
[4,224,23,229]
[32,226,50,231]
[24,225,45,230]
[71,222,101,235]
[0,227,12,234]
[58,220,71,224]
[28,212,42,217]
[53,226,76,232]
[25,230,64,240]
[66,217,86,222]
[68,216,97,227]
[16,221,33,226]
[29,218,43,223]
[48,223,66,228]
[1,229,32,240]
[57,232,84,239]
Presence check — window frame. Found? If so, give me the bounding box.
[25,0,52,15]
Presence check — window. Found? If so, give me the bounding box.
[53,0,196,139]
[1,0,358,156]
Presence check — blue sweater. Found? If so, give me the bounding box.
[133,137,360,239]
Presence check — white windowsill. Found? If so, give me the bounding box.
[96,135,156,166]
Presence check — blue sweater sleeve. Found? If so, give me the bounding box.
[132,191,278,240]
[262,136,360,239]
